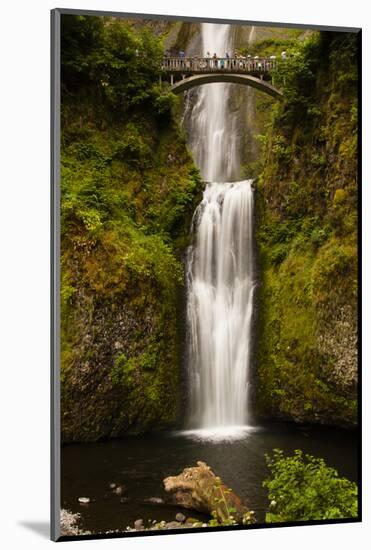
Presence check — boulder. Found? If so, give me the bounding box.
[163,461,252,524]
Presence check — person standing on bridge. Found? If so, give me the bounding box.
[213,52,218,68]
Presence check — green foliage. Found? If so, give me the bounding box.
[110,354,135,385]
[333,188,347,205]
[61,15,165,114]
[312,238,357,309]
[240,28,303,58]
[270,33,323,126]
[255,31,358,426]
[271,135,293,163]
[208,479,255,526]
[113,123,153,167]
[154,90,179,117]
[263,449,358,522]
[309,226,327,248]
[110,344,159,386]
[61,15,105,88]
[60,16,202,442]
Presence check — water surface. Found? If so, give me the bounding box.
[61,422,358,534]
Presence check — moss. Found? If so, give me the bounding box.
[255,31,358,427]
[60,18,202,443]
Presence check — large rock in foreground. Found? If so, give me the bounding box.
[163,461,253,524]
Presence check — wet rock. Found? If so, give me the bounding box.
[166,521,181,529]
[144,497,165,505]
[109,483,116,489]
[164,461,252,524]
[185,517,198,525]
[60,509,91,536]
[78,497,90,504]
[134,519,144,530]
[114,485,125,495]
[175,512,186,523]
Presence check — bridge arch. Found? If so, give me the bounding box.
[170,73,283,99]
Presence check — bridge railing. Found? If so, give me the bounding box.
[161,57,277,73]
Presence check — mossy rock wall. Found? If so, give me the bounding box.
[254,32,358,427]
[60,16,202,442]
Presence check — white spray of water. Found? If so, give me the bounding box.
[186,23,240,182]
[187,180,255,430]
[185,23,256,438]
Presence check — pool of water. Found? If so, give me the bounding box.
[61,422,358,534]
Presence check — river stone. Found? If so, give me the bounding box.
[185,517,198,524]
[166,521,181,529]
[145,497,164,504]
[114,485,124,495]
[134,519,144,530]
[175,513,186,523]
[78,497,90,504]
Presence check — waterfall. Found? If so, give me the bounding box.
[184,23,240,182]
[185,23,255,437]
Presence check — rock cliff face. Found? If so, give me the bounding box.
[177,23,358,428]
[253,31,358,426]
[60,17,358,442]
[60,16,202,442]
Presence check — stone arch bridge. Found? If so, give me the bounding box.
[161,57,283,99]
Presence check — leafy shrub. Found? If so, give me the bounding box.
[263,449,358,522]
[113,123,153,167]
[270,243,289,265]
[61,15,164,112]
[272,135,292,163]
[154,91,178,116]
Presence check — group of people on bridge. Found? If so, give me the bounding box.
[162,50,285,73]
